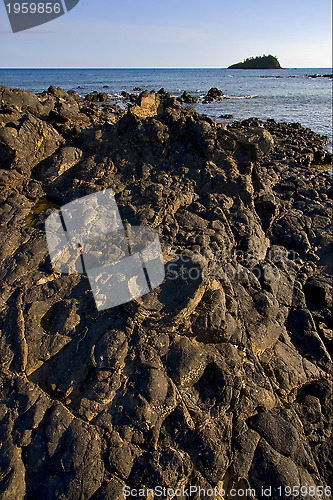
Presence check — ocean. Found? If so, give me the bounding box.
[0,68,332,150]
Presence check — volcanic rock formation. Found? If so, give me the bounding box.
[0,84,332,499]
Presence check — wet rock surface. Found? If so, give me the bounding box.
[203,87,225,103]
[177,91,200,104]
[0,85,332,499]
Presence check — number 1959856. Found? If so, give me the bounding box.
[6,2,62,14]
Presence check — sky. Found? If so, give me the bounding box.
[0,0,332,68]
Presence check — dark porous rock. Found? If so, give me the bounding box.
[248,438,304,499]
[0,85,44,124]
[33,146,83,183]
[287,309,331,369]
[191,283,238,343]
[121,90,138,103]
[255,192,279,231]
[294,379,333,484]
[186,117,217,155]
[304,275,333,310]
[0,85,332,499]
[203,87,224,103]
[91,329,128,370]
[0,114,64,172]
[247,411,317,471]
[167,335,207,387]
[85,91,110,103]
[25,408,105,499]
[177,91,200,104]
[49,99,80,123]
[47,85,73,99]
[94,477,126,500]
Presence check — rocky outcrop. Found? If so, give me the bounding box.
[177,91,200,104]
[203,87,224,103]
[85,91,110,103]
[129,90,164,118]
[0,85,332,499]
[121,91,138,103]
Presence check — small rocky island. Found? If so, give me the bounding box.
[0,85,332,499]
[228,55,282,69]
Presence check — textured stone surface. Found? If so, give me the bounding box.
[0,86,332,499]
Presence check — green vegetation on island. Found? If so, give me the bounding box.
[228,54,282,69]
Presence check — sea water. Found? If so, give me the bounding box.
[0,68,332,149]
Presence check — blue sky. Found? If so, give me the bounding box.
[0,0,331,68]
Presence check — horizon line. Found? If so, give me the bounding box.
[1,66,332,70]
